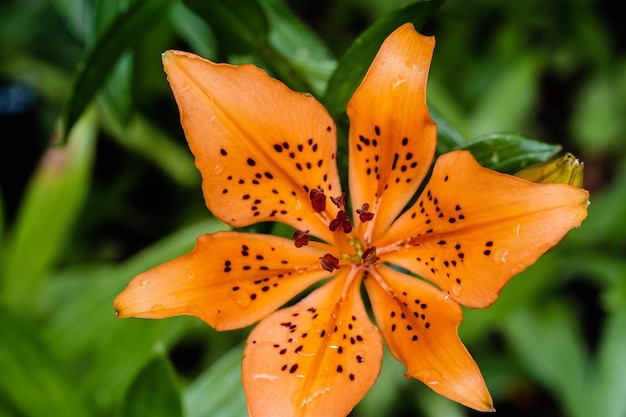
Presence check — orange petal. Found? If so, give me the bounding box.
[347,23,437,243]
[364,265,494,412]
[163,50,342,241]
[114,231,330,330]
[242,267,383,417]
[378,150,589,308]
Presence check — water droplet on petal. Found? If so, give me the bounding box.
[139,278,150,287]
[252,373,279,381]
[451,283,462,297]
[214,163,224,174]
[390,75,406,95]
[416,368,443,386]
[229,289,252,308]
[151,304,166,314]
[494,248,509,264]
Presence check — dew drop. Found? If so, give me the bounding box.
[214,164,224,174]
[150,304,166,314]
[390,75,406,95]
[229,289,252,308]
[297,386,331,407]
[451,283,462,297]
[515,223,521,236]
[416,368,443,386]
[494,248,509,264]
[139,278,150,288]
[252,373,279,381]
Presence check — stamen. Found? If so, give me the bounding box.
[309,189,327,213]
[356,203,374,222]
[361,246,379,264]
[292,229,310,248]
[330,192,347,209]
[329,210,353,233]
[320,253,341,272]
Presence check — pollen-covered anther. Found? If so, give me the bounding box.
[309,189,327,213]
[356,203,375,222]
[330,192,347,209]
[292,229,310,248]
[329,210,353,233]
[320,253,341,272]
[361,246,379,264]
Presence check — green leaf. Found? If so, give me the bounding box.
[466,54,541,138]
[122,354,183,417]
[98,103,199,187]
[455,132,561,174]
[170,1,217,59]
[503,302,589,417]
[0,304,91,417]
[430,105,467,154]
[61,0,175,142]
[1,108,97,308]
[258,0,337,96]
[183,0,269,55]
[593,308,626,417]
[323,0,444,116]
[184,344,247,417]
[30,219,228,414]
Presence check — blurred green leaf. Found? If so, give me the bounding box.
[184,343,247,417]
[183,0,268,55]
[0,304,91,417]
[258,0,337,96]
[1,108,97,308]
[593,309,626,417]
[570,67,626,155]
[455,132,561,173]
[98,103,199,186]
[169,2,217,59]
[323,0,443,116]
[503,302,588,417]
[466,54,541,137]
[61,0,175,142]
[430,105,467,154]
[122,354,183,417]
[35,218,228,414]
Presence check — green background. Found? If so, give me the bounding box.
[1,0,624,416]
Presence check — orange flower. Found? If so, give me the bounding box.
[114,23,589,416]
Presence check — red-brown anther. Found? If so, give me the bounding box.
[356,203,375,222]
[362,246,380,264]
[330,192,347,209]
[320,253,341,272]
[329,210,353,233]
[292,229,310,248]
[309,189,327,213]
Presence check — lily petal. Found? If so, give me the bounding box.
[163,51,342,241]
[242,267,383,417]
[378,150,589,308]
[347,23,437,242]
[114,232,329,330]
[365,265,494,412]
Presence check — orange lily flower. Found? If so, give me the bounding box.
[114,23,589,416]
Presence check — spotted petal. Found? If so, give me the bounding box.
[365,265,493,412]
[114,232,330,330]
[378,150,589,308]
[163,51,342,241]
[347,23,437,243]
[242,267,383,417]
